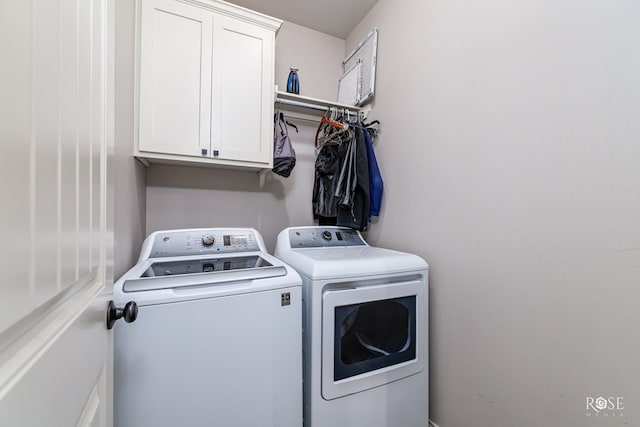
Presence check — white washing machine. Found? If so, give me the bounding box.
[274,226,429,427]
[113,228,302,427]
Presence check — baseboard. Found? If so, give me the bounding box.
[429,421,440,427]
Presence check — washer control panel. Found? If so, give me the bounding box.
[288,228,366,248]
[149,229,260,258]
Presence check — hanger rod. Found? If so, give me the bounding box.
[275,97,361,114]
[275,97,328,112]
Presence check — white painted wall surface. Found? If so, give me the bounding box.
[274,21,345,100]
[347,1,640,426]
[146,22,345,251]
[145,121,318,253]
[114,0,146,277]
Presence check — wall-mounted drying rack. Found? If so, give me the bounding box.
[274,86,368,123]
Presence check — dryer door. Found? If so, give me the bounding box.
[321,278,425,400]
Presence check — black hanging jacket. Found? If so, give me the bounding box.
[312,143,341,220]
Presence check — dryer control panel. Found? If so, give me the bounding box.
[288,227,366,248]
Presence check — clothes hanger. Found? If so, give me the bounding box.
[363,119,380,139]
[315,109,348,148]
[317,124,352,148]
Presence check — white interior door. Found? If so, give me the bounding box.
[0,0,115,425]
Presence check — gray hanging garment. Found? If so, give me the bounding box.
[272,111,296,177]
[336,126,370,231]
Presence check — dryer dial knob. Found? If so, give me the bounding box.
[321,231,332,241]
[202,234,215,246]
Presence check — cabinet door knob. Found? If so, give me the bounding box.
[213,150,219,157]
[201,148,208,155]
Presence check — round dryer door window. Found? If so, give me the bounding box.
[336,297,415,380]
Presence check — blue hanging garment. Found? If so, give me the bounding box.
[363,126,383,217]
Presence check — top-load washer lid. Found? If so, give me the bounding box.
[141,255,273,277]
[114,228,299,299]
[123,254,287,293]
[274,226,428,280]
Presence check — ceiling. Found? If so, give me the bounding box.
[226,0,379,39]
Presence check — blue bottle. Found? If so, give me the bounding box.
[287,67,300,94]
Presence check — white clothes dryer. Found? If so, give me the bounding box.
[113,228,302,427]
[275,226,429,427]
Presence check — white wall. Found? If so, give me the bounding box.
[114,0,146,278]
[274,21,345,100]
[146,21,345,251]
[347,0,640,426]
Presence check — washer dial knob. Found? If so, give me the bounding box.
[202,234,215,246]
[321,231,332,241]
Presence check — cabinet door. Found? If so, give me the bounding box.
[139,0,213,157]
[211,15,274,165]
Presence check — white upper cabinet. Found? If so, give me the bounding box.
[136,0,281,169]
[138,0,213,158]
